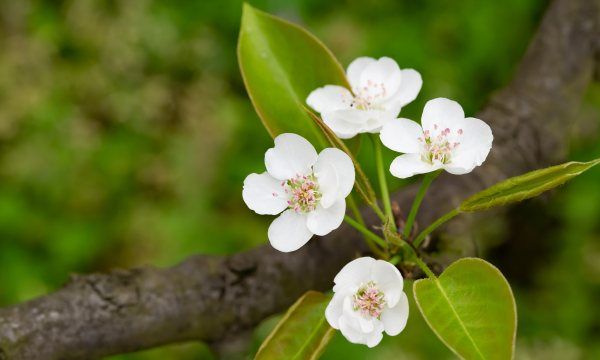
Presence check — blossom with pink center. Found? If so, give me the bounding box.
[380,98,493,178]
[242,133,355,252]
[326,257,408,348]
[306,57,422,139]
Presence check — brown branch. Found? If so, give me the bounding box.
[0,0,598,358]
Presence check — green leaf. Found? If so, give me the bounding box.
[238,4,349,149]
[413,258,517,360]
[460,159,600,212]
[255,291,334,360]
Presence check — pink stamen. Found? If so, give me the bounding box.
[353,282,386,319]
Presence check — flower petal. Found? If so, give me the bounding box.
[265,133,318,180]
[421,98,465,133]
[267,210,312,252]
[333,256,375,291]
[242,172,288,215]
[325,292,345,329]
[389,153,440,179]
[315,148,355,203]
[388,68,423,107]
[371,260,404,307]
[306,85,353,113]
[381,292,409,336]
[346,57,376,89]
[379,118,424,154]
[359,57,402,102]
[322,111,363,139]
[445,116,493,175]
[339,315,368,345]
[365,326,384,348]
[339,289,385,347]
[306,199,346,236]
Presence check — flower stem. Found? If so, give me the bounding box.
[403,170,441,238]
[344,215,387,253]
[412,255,436,279]
[413,208,460,248]
[347,193,365,226]
[371,134,396,232]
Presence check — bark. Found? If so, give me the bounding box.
[0,0,598,358]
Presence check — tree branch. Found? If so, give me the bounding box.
[0,0,598,358]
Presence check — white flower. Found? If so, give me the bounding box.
[242,133,355,252]
[380,98,493,178]
[326,257,408,348]
[306,57,422,139]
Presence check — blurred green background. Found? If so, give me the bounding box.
[0,0,598,359]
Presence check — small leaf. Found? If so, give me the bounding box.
[413,258,517,360]
[255,291,334,360]
[238,4,349,149]
[460,159,600,212]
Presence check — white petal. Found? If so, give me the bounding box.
[445,117,493,175]
[421,98,465,133]
[379,118,423,154]
[342,297,378,334]
[315,148,355,202]
[322,111,363,139]
[267,210,312,252]
[346,57,376,89]
[306,199,346,236]
[265,133,318,180]
[371,260,404,307]
[333,257,375,291]
[323,109,395,137]
[389,153,440,179]
[381,292,409,336]
[306,85,353,113]
[365,326,384,348]
[359,57,402,102]
[339,315,367,345]
[242,172,288,215]
[388,69,423,107]
[325,292,345,329]
[314,159,339,208]
[339,296,385,347]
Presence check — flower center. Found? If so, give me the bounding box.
[419,125,462,165]
[349,80,387,111]
[283,173,322,213]
[352,281,386,319]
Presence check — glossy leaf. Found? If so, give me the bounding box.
[460,159,600,212]
[238,4,349,149]
[413,258,516,360]
[255,291,334,360]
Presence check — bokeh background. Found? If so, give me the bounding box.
[0,0,598,359]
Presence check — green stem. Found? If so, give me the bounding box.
[347,193,365,226]
[413,208,460,248]
[344,215,387,252]
[403,170,441,238]
[372,135,396,231]
[412,255,436,278]
[370,201,387,223]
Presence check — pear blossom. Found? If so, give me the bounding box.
[306,57,422,139]
[380,98,493,179]
[243,133,355,252]
[326,257,408,348]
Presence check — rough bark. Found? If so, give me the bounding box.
[0,0,598,358]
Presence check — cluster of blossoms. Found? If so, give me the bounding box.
[243,56,493,347]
